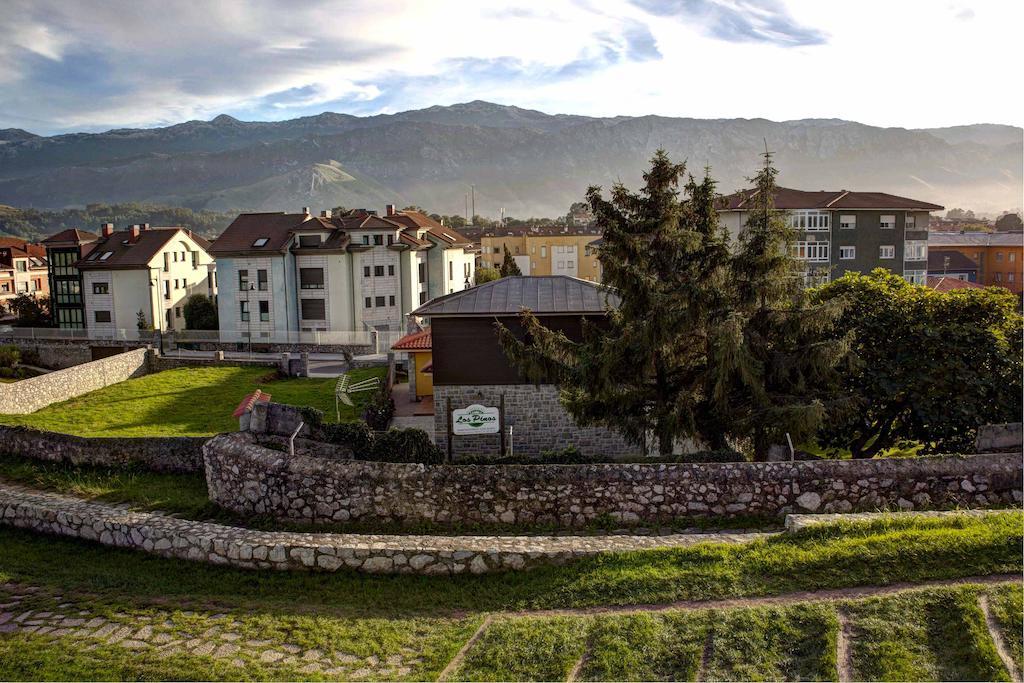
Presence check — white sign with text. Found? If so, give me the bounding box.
[452,404,500,435]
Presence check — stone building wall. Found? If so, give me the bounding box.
[0,347,149,414]
[433,384,640,458]
[204,432,1023,528]
[0,425,206,473]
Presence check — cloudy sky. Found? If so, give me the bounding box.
[1,0,1021,135]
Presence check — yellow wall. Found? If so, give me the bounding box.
[479,233,602,282]
[413,350,433,398]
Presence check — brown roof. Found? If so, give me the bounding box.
[927,250,978,272]
[208,212,312,255]
[388,210,474,246]
[42,228,99,245]
[927,276,984,292]
[478,225,603,238]
[720,187,943,211]
[77,227,200,270]
[391,328,432,351]
[0,241,48,268]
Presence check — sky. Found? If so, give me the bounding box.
[1,0,1022,135]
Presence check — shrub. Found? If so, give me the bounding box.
[0,345,21,369]
[322,421,374,455]
[362,387,395,430]
[370,427,444,464]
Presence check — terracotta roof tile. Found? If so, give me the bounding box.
[392,328,432,350]
[42,228,99,244]
[927,276,985,292]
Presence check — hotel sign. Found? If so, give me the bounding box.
[452,404,500,435]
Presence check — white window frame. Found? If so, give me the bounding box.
[904,240,927,261]
[790,241,830,262]
[880,215,896,229]
[839,215,856,230]
[905,214,916,229]
[879,245,895,260]
[789,210,830,232]
[903,269,927,285]
[839,246,856,260]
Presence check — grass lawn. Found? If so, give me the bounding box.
[0,365,386,437]
[987,583,1024,674]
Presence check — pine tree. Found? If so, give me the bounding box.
[499,245,522,277]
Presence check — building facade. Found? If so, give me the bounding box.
[77,224,216,333]
[209,206,477,341]
[475,226,604,281]
[928,231,1024,294]
[41,228,99,328]
[719,188,943,286]
[0,238,49,311]
[927,249,979,283]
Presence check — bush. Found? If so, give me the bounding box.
[321,421,374,455]
[362,387,395,430]
[0,345,21,369]
[370,428,444,464]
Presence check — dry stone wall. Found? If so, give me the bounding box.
[0,347,149,414]
[204,432,1023,528]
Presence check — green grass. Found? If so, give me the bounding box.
[988,583,1024,674]
[0,513,1018,619]
[0,365,385,437]
[454,617,587,681]
[845,586,1010,681]
[0,455,213,517]
[579,612,706,681]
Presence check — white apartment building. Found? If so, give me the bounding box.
[209,206,477,341]
[77,223,216,333]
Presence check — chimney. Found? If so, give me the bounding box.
[129,225,141,241]
[101,223,114,238]
[321,209,332,218]
[302,206,310,216]
[141,223,150,231]
[386,204,396,216]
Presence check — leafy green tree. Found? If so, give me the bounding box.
[6,293,50,327]
[499,245,522,277]
[994,212,1022,231]
[813,270,1023,457]
[475,267,500,284]
[183,294,219,330]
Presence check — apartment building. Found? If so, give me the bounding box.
[208,206,477,340]
[0,238,49,309]
[719,188,943,285]
[928,231,1024,294]
[41,228,99,328]
[77,224,216,332]
[475,225,604,281]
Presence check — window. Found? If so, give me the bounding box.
[174,279,180,289]
[298,234,321,248]
[387,235,394,246]
[557,261,565,268]
[238,269,249,290]
[419,291,427,304]
[880,215,896,229]
[464,263,470,278]
[996,252,1004,262]
[164,281,170,300]
[374,265,385,277]
[995,272,1003,282]
[364,297,372,309]
[301,299,326,320]
[839,246,855,260]
[1009,273,1016,283]
[840,215,856,230]
[362,235,370,245]
[903,269,927,285]
[389,295,395,306]
[259,300,269,322]
[540,246,547,258]
[299,268,324,289]
[904,240,927,261]
[789,210,830,231]
[99,251,113,261]
[388,265,395,276]
[239,301,250,322]
[175,307,181,319]
[879,245,895,259]
[1010,253,1017,262]
[257,269,268,291]
[567,260,574,268]
[92,282,109,294]
[252,238,269,247]
[373,234,383,246]
[94,310,111,323]
[418,263,426,283]
[906,215,916,229]
[192,252,198,268]
[172,252,178,263]
[180,251,186,261]
[790,241,830,262]
[363,266,371,277]
[448,261,453,280]
[493,246,501,254]
[375,295,385,307]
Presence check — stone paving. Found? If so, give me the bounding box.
[0,582,434,679]
[0,482,772,575]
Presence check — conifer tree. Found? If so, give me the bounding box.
[499,244,522,277]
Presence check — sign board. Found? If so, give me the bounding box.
[452,404,500,435]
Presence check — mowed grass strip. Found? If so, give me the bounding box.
[0,365,385,437]
[579,612,706,681]
[987,583,1024,675]
[452,616,587,681]
[0,513,1018,618]
[845,586,1010,682]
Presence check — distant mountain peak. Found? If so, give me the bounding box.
[211,114,242,125]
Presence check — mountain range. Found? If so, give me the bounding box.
[0,101,1020,220]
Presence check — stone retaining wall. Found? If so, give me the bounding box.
[0,483,763,574]
[204,432,1024,528]
[0,425,205,474]
[0,347,149,414]
[147,354,281,374]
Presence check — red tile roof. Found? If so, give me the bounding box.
[77,227,203,270]
[42,228,99,244]
[720,187,943,211]
[232,390,271,418]
[927,276,985,292]
[391,328,432,350]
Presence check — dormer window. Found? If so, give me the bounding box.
[99,251,113,261]
[298,234,322,248]
[252,238,269,247]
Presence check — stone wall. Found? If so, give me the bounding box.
[204,432,1023,528]
[0,425,206,473]
[0,347,149,414]
[433,384,640,458]
[977,423,1023,453]
[147,353,281,374]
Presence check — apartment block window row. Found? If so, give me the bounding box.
[789,210,830,231]
[790,241,830,262]
[363,295,396,309]
[904,240,927,261]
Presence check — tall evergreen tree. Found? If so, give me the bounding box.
[497,150,848,458]
[499,244,523,277]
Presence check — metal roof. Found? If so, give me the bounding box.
[928,231,1024,247]
[412,276,619,317]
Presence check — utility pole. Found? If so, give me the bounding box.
[464,194,469,226]
[471,184,475,225]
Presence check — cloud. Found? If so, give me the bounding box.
[630,0,827,46]
[955,7,975,20]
